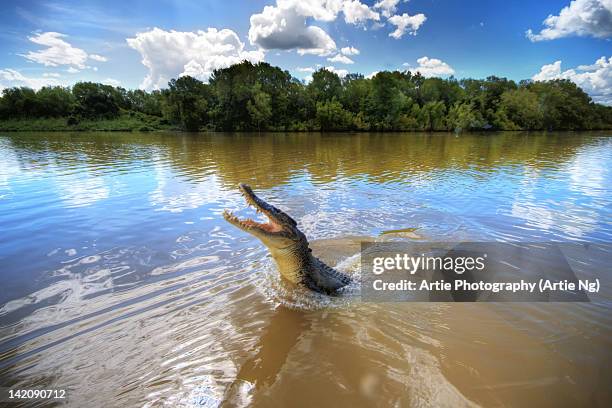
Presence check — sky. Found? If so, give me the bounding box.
[0,0,611,104]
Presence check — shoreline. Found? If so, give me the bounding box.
[1,120,611,133]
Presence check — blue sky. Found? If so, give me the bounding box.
[0,0,611,103]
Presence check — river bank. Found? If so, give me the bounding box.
[2,117,612,133]
[0,113,174,132]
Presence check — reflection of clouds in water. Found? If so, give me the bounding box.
[511,166,554,232]
[1,138,114,207]
[510,162,604,239]
[0,250,128,324]
[149,160,234,213]
[0,140,23,199]
[54,170,110,207]
[567,144,610,199]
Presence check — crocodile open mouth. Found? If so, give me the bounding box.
[223,184,284,234]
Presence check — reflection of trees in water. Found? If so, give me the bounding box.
[2,131,604,191]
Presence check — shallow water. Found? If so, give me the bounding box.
[0,131,611,407]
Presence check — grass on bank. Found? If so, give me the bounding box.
[0,112,173,132]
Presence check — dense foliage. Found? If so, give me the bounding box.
[1,61,610,131]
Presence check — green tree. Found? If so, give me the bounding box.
[36,86,75,117]
[341,74,371,115]
[447,101,483,131]
[0,87,38,118]
[166,76,210,131]
[527,79,592,130]
[496,88,543,130]
[209,61,293,130]
[316,99,353,130]
[367,71,411,130]
[72,82,120,118]
[247,84,272,130]
[0,61,610,131]
[308,69,342,103]
[418,101,447,130]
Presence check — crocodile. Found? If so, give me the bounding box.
[223,184,352,294]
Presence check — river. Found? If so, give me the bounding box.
[0,131,611,407]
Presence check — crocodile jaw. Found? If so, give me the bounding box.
[223,184,351,293]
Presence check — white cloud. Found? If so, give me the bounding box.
[526,0,612,41]
[278,0,342,22]
[66,67,79,74]
[371,21,386,30]
[248,1,379,55]
[532,61,563,81]
[366,70,379,79]
[274,0,380,24]
[22,32,89,68]
[0,68,63,90]
[102,78,121,87]
[374,0,400,18]
[406,56,455,77]
[340,46,360,55]
[388,12,427,39]
[249,4,337,55]
[328,54,354,64]
[325,66,349,77]
[21,32,109,70]
[342,0,380,24]
[296,66,315,73]
[532,57,612,105]
[43,72,61,78]
[127,27,264,89]
[89,54,108,62]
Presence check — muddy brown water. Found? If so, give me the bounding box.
[0,131,611,407]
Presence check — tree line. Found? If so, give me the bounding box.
[1,61,610,131]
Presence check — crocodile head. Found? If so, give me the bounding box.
[223,184,352,292]
[223,184,310,283]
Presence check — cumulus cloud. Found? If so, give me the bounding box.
[21,32,107,69]
[274,0,380,24]
[127,27,264,89]
[66,67,79,74]
[340,46,360,55]
[22,32,89,68]
[532,57,612,105]
[296,66,315,73]
[102,78,121,87]
[248,5,336,55]
[532,61,564,81]
[388,12,427,39]
[328,54,354,64]
[374,0,400,18]
[526,0,612,41]
[325,66,349,77]
[405,56,455,77]
[89,54,108,62]
[248,1,379,55]
[278,0,342,21]
[342,0,380,24]
[0,68,63,90]
[366,70,379,79]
